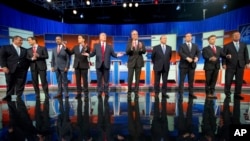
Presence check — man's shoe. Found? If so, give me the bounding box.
[2,95,11,101]
[234,95,244,100]
[53,94,62,99]
[75,94,81,99]
[189,94,197,99]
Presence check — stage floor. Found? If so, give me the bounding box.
[0,87,250,140]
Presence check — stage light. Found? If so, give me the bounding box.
[123,3,127,8]
[73,9,77,14]
[47,0,51,2]
[80,13,84,18]
[154,0,158,5]
[86,0,91,6]
[129,2,132,7]
[135,2,139,7]
[223,4,227,10]
[176,5,181,10]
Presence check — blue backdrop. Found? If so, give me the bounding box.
[1,3,250,36]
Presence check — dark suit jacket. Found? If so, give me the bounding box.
[151,44,172,71]
[90,43,118,69]
[27,46,48,71]
[0,44,29,73]
[202,45,225,70]
[178,43,200,69]
[222,42,249,68]
[51,45,70,70]
[65,45,90,69]
[126,40,146,68]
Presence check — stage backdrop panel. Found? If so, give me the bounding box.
[8,27,33,49]
[202,30,224,48]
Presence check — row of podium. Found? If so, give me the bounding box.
[1,60,250,86]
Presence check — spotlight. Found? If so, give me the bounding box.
[135,2,139,7]
[80,13,84,18]
[73,9,77,14]
[154,0,158,5]
[86,0,90,6]
[176,5,181,10]
[47,0,51,2]
[123,3,127,8]
[223,4,227,10]
[129,2,132,7]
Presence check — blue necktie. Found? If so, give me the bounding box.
[235,42,239,52]
[79,45,83,53]
[162,45,165,54]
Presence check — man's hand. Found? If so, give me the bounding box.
[226,54,231,59]
[222,65,226,69]
[51,67,55,72]
[64,68,68,72]
[82,52,89,56]
[34,53,39,58]
[32,56,37,60]
[2,67,9,74]
[138,42,142,49]
[194,57,198,63]
[186,57,193,63]
[117,52,123,57]
[246,63,250,69]
[209,56,217,62]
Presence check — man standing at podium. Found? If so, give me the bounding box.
[27,36,50,99]
[126,30,146,98]
[65,35,90,99]
[222,31,249,100]
[51,36,70,99]
[0,35,30,101]
[84,32,123,96]
[178,33,200,99]
[151,35,172,98]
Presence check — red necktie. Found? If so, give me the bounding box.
[57,45,60,54]
[33,46,36,53]
[101,42,105,62]
[212,45,216,54]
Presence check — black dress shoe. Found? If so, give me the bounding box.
[2,95,11,101]
[75,94,81,99]
[162,94,169,99]
[234,95,244,100]
[189,94,197,99]
[53,94,62,99]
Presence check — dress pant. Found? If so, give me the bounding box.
[205,69,219,95]
[178,68,195,94]
[31,69,49,96]
[224,66,244,95]
[55,69,69,95]
[5,68,27,97]
[127,67,141,93]
[154,67,169,94]
[75,68,88,95]
[96,62,110,94]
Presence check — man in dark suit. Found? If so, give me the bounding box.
[51,36,70,98]
[202,35,231,99]
[126,30,146,97]
[178,33,200,99]
[65,35,90,99]
[27,36,50,99]
[151,35,172,98]
[0,35,29,101]
[222,31,250,100]
[84,32,123,96]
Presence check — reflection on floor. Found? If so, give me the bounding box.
[0,91,250,140]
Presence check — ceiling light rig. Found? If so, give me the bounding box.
[122,2,139,8]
